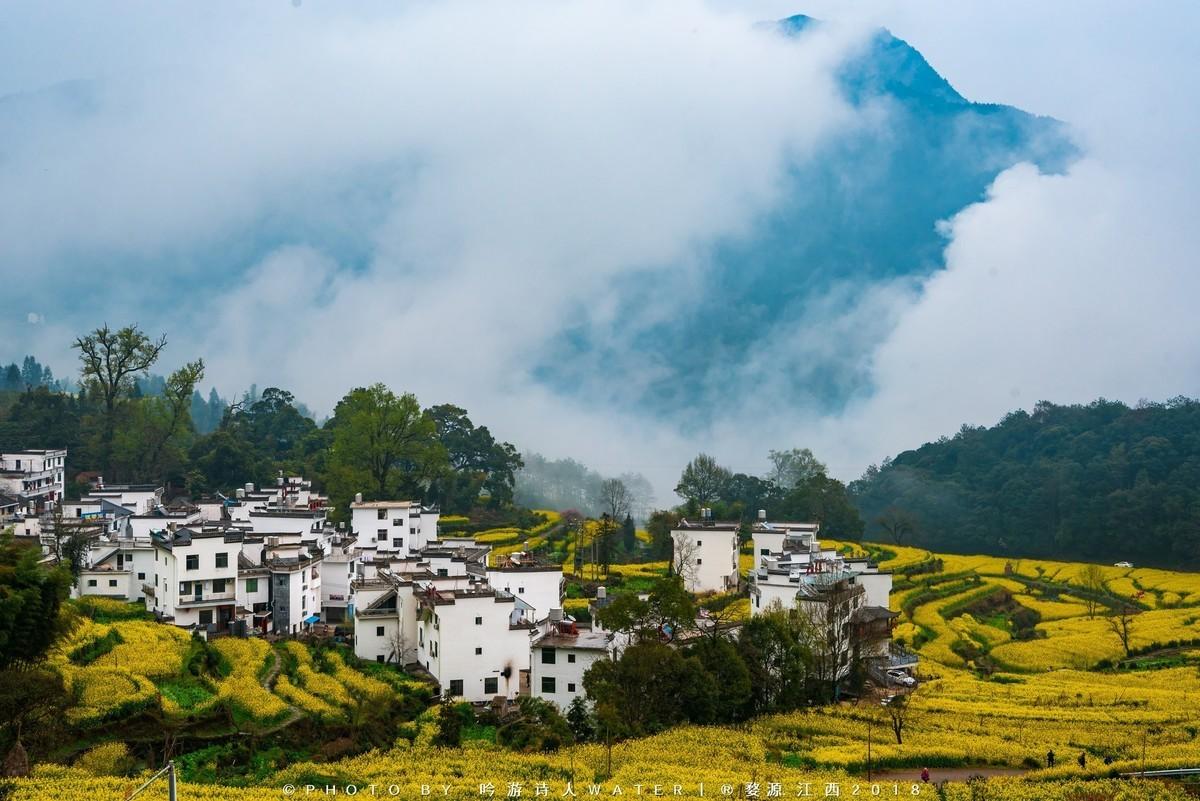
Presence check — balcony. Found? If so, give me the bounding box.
[176,592,237,607]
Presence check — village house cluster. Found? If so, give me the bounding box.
[2,448,914,708]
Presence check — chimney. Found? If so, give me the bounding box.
[235,488,245,499]
[354,492,363,504]
[245,482,254,494]
[597,586,607,600]
[758,509,767,522]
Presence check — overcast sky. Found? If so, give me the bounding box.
[2,1,1197,501]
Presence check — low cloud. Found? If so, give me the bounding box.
[3,1,1197,503]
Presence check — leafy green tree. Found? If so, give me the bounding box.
[427,404,522,511]
[776,472,864,540]
[0,668,69,770]
[684,635,752,722]
[674,453,730,506]
[112,360,205,483]
[620,515,637,554]
[1,364,20,391]
[496,696,573,752]
[325,385,448,505]
[0,531,73,670]
[432,702,463,747]
[595,575,694,643]
[73,323,167,475]
[645,509,679,561]
[189,387,323,493]
[849,398,1200,567]
[736,611,810,715]
[565,697,594,743]
[582,641,716,736]
[0,387,80,455]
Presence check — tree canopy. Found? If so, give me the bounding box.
[849,398,1200,567]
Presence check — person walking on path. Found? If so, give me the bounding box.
[1077,752,1087,769]
[1047,750,1056,768]
[920,767,930,784]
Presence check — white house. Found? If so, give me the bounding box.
[415,582,533,702]
[670,515,739,594]
[352,572,420,665]
[0,448,66,515]
[320,528,358,623]
[78,534,156,603]
[264,541,324,635]
[529,613,612,709]
[486,552,565,622]
[748,517,904,684]
[146,527,243,633]
[350,498,440,559]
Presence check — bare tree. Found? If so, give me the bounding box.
[1106,603,1140,659]
[387,625,409,666]
[768,448,826,489]
[74,323,168,474]
[597,479,631,523]
[790,579,864,699]
[883,693,909,745]
[876,508,917,547]
[1078,564,1107,619]
[672,536,702,591]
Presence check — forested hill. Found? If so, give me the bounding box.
[849,398,1200,569]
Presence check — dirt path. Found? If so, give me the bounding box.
[864,766,1031,784]
[261,648,282,690]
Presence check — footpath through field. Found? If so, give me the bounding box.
[865,766,1031,783]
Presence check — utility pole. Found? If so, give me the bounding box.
[125,759,176,801]
[867,715,872,782]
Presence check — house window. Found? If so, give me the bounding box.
[474,616,483,625]
[377,509,387,520]
[216,552,228,568]
[697,558,703,565]
[419,629,424,646]
[213,579,226,593]
[246,578,258,593]
[393,518,403,527]
[376,655,384,663]
[448,680,464,697]
[484,677,498,695]
[697,541,702,547]
[518,587,525,594]
[760,548,770,556]
[392,538,402,548]
[87,579,97,587]
[180,581,191,594]
[186,555,199,570]
[432,642,438,657]
[541,676,555,693]
[541,647,556,664]
[376,626,385,637]
[568,683,576,693]
[199,610,213,625]
[567,653,576,663]
[475,647,482,655]
[109,579,118,587]
[437,568,448,577]
[137,572,145,580]
[377,529,387,541]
